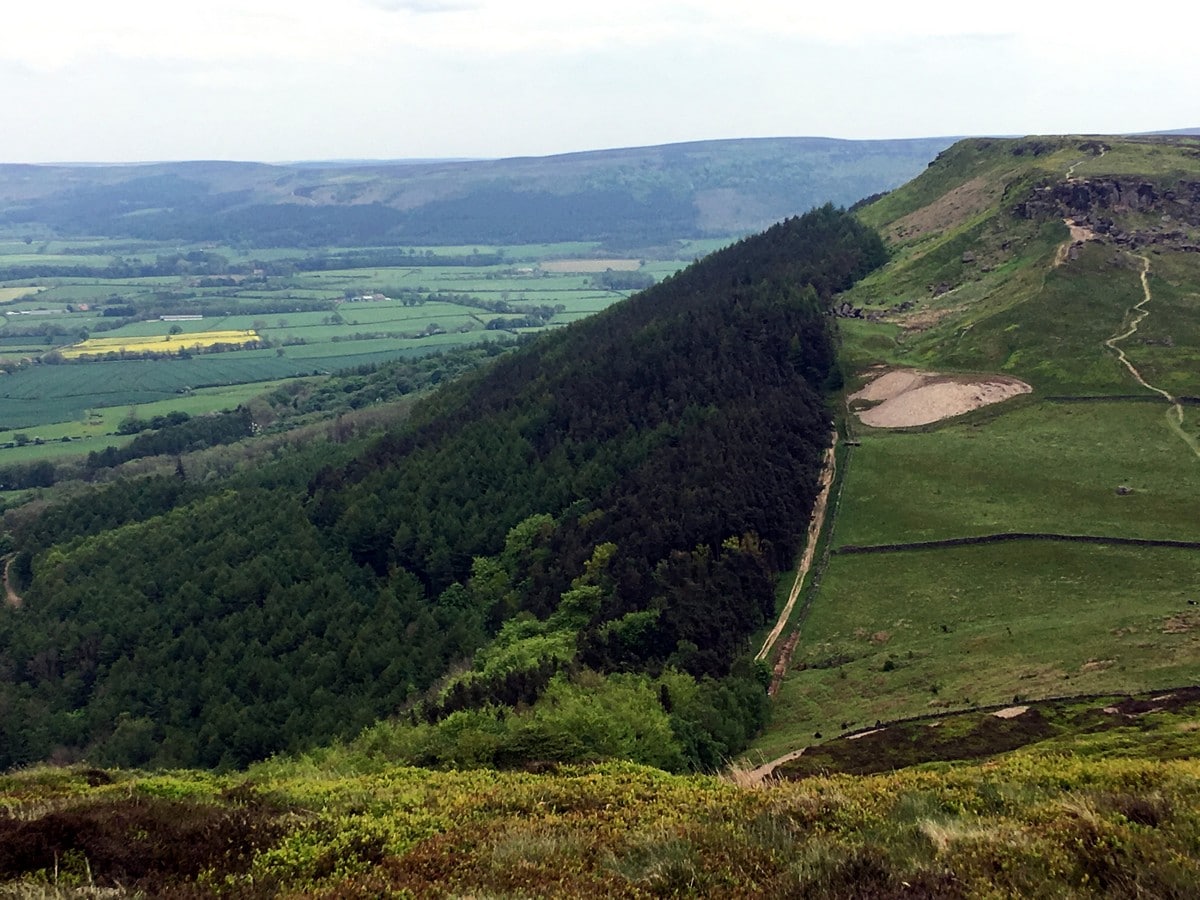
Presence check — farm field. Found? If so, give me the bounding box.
[61,330,262,359]
[0,238,707,443]
[0,380,292,459]
[0,287,43,304]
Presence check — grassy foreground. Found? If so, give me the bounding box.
[2,713,1199,898]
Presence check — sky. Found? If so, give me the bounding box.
[4,0,1198,163]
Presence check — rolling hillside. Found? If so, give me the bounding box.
[754,134,1200,760]
[3,135,1200,897]
[0,137,952,246]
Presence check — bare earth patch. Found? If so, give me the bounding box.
[850,369,1032,428]
[1162,613,1200,634]
[891,304,965,333]
[540,259,641,273]
[888,176,996,243]
[1054,218,1101,267]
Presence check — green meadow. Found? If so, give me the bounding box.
[837,399,1200,546]
[754,540,1200,761]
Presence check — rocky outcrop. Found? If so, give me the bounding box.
[1015,178,1200,252]
[1015,179,1200,221]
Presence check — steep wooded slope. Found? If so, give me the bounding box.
[0,206,886,770]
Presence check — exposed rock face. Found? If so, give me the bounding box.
[1016,179,1200,220]
[1015,178,1200,252]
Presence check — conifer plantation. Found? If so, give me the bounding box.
[0,206,886,771]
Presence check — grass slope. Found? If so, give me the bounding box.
[756,135,1200,760]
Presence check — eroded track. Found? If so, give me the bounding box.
[1104,254,1200,458]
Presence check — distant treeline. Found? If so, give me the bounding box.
[85,409,254,470]
[4,189,699,248]
[0,250,507,284]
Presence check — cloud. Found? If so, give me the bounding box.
[364,0,477,11]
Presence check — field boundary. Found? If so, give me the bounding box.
[761,426,857,695]
[836,532,1200,555]
[756,432,837,662]
[1045,394,1200,406]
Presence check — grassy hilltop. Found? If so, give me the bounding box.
[756,135,1200,759]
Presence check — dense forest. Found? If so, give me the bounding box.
[0,206,886,771]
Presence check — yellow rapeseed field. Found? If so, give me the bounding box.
[60,330,261,359]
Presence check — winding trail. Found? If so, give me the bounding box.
[1056,150,1106,267]
[1104,255,1200,458]
[755,432,837,663]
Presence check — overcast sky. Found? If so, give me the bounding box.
[4,0,1197,163]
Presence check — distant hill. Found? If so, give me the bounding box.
[1132,126,1200,136]
[0,137,953,247]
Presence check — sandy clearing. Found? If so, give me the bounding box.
[849,369,926,403]
[540,259,641,273]
[850,369,1031,428]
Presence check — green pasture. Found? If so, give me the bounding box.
[0,238,676,456]
[27,283,159,302]
[751,540,1200,761]
[0,433,131,464]
[839,399,1200,547]
[0,379,294,461]
[0,253,122,267]
[0,356,316,428]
